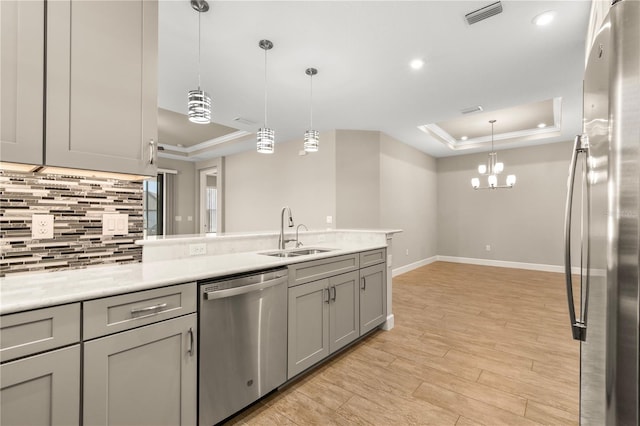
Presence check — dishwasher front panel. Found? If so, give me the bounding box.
[198,272,287,426]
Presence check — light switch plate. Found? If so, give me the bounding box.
[32,214,54,239]
[189,243,207,256]
[103,213,129,236]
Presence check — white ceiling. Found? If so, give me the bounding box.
[158,1,590,159]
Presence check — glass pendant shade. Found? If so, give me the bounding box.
[506,174,516,187]
[188,2,211,124]
[488,175,498,187]
[495,162,504,173]
[478,164,487,174]
[304,130,319,152]
[188,89,211,124]
[258,39,275,154]
[257,128,275,154]
[471,178,480,189]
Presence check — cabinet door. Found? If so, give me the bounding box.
[360,263,387,335]
[329,271,360,353]
[0,0,44,165]
[83,314,196,426]
[46,0,158,176]
[0,345,80,426]
[287,279,330,379]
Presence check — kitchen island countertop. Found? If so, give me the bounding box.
[0,240,392,315]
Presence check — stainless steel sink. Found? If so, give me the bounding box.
[289,248,333,256]
[259,248,334,258]
[260,251,299,258]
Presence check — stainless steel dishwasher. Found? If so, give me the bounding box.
[198,268,288,426]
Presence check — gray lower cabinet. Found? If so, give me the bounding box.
[83,314,197,426]
[0,0,44,165]
[287,271,360,379]
[288,279,330,379]
[329,271,360,352]
[45,0,158,175]
[0,345,80,426]
[360,263,387,335]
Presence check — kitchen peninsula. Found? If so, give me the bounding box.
[0,229,399,425]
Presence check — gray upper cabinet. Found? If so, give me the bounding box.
[83,314,197,426]
[360,263,387,335]
[46,0,158,175]
[0,0,45,165]
[328,271,360,353]
[1,345,81,426]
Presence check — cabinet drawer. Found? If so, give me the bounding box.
[288,254,359,287]
[359,248,386,268]
[83,283,197,340]
[1,303,80,363]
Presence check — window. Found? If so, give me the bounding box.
[143,174,164,236]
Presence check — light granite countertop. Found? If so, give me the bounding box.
[0,243,387,315]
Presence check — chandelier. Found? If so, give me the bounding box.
[471,120,516,189]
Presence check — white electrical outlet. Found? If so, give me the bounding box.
[405,249,409,256]
[326,216,333,224]
[103,214,129,236]
[485,245,491,251]
[189,243,207,256]
[32,214,54,239]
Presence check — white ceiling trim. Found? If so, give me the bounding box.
[158,130,251,154]
[418,97,563,151]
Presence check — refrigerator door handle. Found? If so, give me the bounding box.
[564,134,588,341]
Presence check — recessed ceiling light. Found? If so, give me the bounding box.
[532,10,556,26]
[537,123,547,128]
[460,136,469,141]
[410,59,424,70]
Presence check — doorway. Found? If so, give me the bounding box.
[199,167,218,234]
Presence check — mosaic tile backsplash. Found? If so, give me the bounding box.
[0,170,143,276]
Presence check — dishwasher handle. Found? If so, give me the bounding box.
[203,275,288,300]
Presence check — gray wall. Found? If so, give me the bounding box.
[157,157,196,235]
[437,141,573,266]
[224,131,337,232]
[335,130,381,228]
[380,133,438,267]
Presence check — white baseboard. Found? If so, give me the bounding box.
[382,314,394,331]
[392,256,438,277]
[436,255,581,274]
[390,254,580,275]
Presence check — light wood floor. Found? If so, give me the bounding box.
[225,262,580,425]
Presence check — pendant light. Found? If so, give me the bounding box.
[187,0,211,124]
[304,68,319,152]
[257,39,275,154]
[471,120,516,190]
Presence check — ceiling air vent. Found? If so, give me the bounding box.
[465,2,503,25]
[233,117,257,126]
[461,105,484,115]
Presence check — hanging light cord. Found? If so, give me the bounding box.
[197,10,201,90]
[309,74,313,128]
[491,121,495,153]
[264,47,268,127]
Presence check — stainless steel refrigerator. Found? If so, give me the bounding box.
[564,0,639,424]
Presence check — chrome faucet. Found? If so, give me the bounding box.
[278,207,295,250]
[295,224,308,248]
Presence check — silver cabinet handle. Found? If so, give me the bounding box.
[331,286,336,301]
[149,139,156,165]
[324,288,330,304]
[130,303,167,316]
[187,327,194,356]
[564,134,589,341]
[361,276,366,290]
